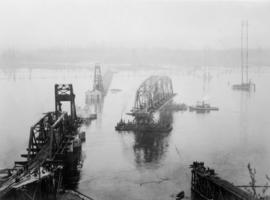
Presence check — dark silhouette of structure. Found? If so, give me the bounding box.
[0,84,83,200]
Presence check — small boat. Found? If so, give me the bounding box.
[189,101,219,112]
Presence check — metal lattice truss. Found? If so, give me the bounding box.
[0,111,71,198]
[133,76,174,113]
[93,64,104,92]
[27,112,68,163]
[55,84,77,120]
[0,84,79,198]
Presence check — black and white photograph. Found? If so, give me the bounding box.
[0,0,269,199]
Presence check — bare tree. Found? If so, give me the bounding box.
[244,163,270,199]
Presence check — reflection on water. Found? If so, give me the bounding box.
[0,66,270,200]
[86,98,104,127]
[126,107,174,167]
[133,131,170,167]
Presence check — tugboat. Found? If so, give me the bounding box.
[190,50,218,114]
[189,101,219,112]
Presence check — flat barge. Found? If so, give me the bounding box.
[115,119,172,133]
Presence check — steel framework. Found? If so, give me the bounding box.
[55,84,77,120]
[133,76,174,113]
[0,84,80,200]
[93,64,104,92]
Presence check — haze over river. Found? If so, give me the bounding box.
[0,65,269,199]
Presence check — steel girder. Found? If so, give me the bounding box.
[134,76,173,112]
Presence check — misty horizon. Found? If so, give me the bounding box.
[1,47,270,68]
[1,1,270,199]
[1,0,270,51]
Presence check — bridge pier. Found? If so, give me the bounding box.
[85,63,104,104]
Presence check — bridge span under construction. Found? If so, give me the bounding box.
[0,84,93,200]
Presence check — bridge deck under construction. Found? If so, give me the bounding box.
[0,84,85,200]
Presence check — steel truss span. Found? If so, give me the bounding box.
[0,84,80,200]
[133,76,174,113]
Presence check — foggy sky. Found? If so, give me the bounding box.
[0,0,270,51]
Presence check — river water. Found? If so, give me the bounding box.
[0,66,269,199]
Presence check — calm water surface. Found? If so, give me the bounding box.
[0,66,269,199]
